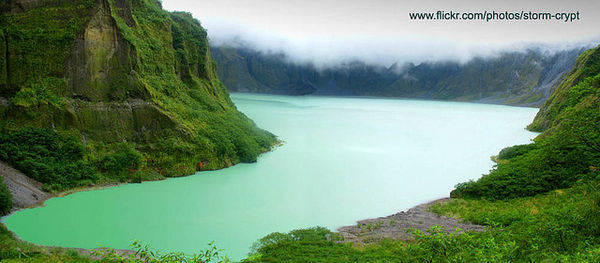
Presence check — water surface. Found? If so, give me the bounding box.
[5,94,539,260]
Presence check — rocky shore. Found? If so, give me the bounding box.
[338,198,485,243]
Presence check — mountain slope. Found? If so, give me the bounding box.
[0,0,276,191]
[528,46,600,131]
[211,45,585,106]
[452,44,600,199]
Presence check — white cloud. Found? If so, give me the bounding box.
[162,0,600,68]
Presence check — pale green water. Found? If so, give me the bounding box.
[4,94,539,260]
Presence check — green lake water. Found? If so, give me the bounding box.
[4,94,539,260]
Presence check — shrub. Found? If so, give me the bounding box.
[0,177,12,216]
[93,240,226,263]
[497,143,537,160]
[0,128,99,191]
[99,143,144,176]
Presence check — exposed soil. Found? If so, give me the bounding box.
[338,198,485,243]
[0,161,51,210]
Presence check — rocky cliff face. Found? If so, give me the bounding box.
[0,0,275,175]
[211,45,586,107]
[68,0,140,102]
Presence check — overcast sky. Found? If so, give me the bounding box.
[162,0,600,67]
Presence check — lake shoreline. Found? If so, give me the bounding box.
[3,193,485,260]
[3,157,483,259]
[230,91,542,109]
[1,159,153,215]
[0,142,283,259]
[1,139,284,215]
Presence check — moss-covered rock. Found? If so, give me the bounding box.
[0,0,276,180]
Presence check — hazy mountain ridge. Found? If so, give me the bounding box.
[211,45,586,106]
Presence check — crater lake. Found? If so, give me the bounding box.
[4,93,539,260]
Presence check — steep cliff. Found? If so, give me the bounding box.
[211,45,585,106]
[0,0,276,181]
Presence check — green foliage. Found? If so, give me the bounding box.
[92,240,228,263]
[11,77,65,108]
[496,143,536,160]
[0,128,99,191]
[99,143,144,180]
[568,73,600,107]
[404,226,518,263]
[1,0,95,96]
[0,176,12,216]
[0,223,45,260]
[247,225,522,262]
[434,180,600,261]
[102,0,276,171]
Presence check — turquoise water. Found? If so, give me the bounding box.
[5,94,539,260]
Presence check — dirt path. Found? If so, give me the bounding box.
[338,198,485,243]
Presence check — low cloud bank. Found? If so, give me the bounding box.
[206,20,599,70]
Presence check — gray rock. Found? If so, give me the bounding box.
[0,161,50,210]
[338,198,485,243]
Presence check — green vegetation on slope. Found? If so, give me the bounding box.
[0,128,98,192]
[452,46,600,200]
[244,226,521,262]
[0,0,275,191]
[433,181,600,261]
[528,46,600,131]
[0,127,153,194]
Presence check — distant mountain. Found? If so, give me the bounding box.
[211,45,587,106]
